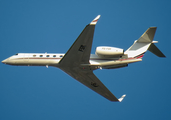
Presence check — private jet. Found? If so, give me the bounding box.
[2,15,165,102]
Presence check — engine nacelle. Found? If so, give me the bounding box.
[95,46,124,58]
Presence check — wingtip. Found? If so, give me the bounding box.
[90,15,101,25]
[118,94,126,102]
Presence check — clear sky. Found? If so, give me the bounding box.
[0,0,171,120]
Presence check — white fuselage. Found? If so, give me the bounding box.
[2,53,142,69]
[2,53,64,66]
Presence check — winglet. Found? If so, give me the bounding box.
[118,94,126,102]
[90,15,101,25]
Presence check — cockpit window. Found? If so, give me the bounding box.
[15,53,18,55]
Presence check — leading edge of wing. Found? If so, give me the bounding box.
[58,15,101,67]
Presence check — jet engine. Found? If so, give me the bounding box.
[95,46,124,58]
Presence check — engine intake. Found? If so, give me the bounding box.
[95,46,124,58]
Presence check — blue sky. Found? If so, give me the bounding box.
[0,0,171,120]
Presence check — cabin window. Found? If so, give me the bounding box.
[53,55,56,57]
[60,55,63,57]
[40,55,43,57]
[33,55,36,57]
[46,55,49,57]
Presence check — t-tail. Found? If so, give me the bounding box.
[124,27,166,59]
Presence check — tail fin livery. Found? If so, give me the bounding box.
[124,27,165,58]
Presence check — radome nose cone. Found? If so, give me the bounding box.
[1,59,7,64]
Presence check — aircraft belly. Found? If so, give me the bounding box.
[5,58,59,66]
[28,59,59,66]
[90,59,142,67]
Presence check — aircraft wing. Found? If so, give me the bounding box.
[59,15,101,66]
[60,67,119,101]
[58,15,124,101]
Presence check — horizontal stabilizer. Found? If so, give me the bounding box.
[148,43,166,57]
[118,94,126,102]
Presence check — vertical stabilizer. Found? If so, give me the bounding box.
[125,27,157,58]
[125,27,165,58]
[137,27,157,43]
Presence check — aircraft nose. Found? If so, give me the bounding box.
[1,59,7,64]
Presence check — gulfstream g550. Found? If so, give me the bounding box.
[2,15,165,102]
